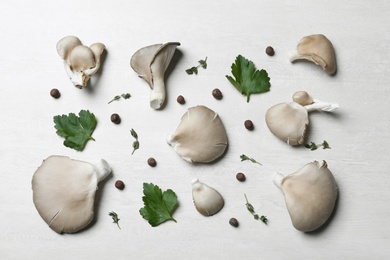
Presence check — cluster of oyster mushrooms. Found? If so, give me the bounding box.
[32,33,340,234]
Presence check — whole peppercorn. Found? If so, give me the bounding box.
[50,88,61,99]
[236,172,246,182]
[147,157,157,167]
[266,46,275,56]
[212,88,223,100]
[115,180,125,190]
[229,218,239,227]
[111,113,121,124]
[244,120,254,130]
[177,95,185,104]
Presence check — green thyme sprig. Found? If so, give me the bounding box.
[244,194,268,224]
[240,154,262,165]
[185,57,208,75]
[130,128,139,155]
[305,140,331,151]
[108,93,131,104]
[108,211,121,229]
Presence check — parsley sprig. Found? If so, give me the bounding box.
[244,194,268,224]
[185,57,208,75]
[305,140,331,151]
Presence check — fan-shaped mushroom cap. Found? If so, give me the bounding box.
[265,102,308,145]
[32,156,111,234]
[68,45,96,71]
[273,161,338,232]
[292,91,313,106]
[56,36,82,60]
[167,105,228,163]
[130,42,180,109]
[289,34,337,75]
[191,179,224,216]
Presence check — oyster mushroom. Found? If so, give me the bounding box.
[57,36,106,88]
[167,105,228,163]
[273,160,338,232]
[289,34,336,75]
[32,155,111,233]
[191,179,224,216]
[265,91,338,145]
[130,42,180,109]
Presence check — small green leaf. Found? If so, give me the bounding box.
[240,154,262,165]
[108,211,121,229]
[130,129,139,155]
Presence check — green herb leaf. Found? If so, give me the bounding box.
[186,57,207,75]
[305,140,331,151]
[53,110,96,151]
[240,154,262,165]
[108,211,121,229]
[139,183,179,227]
[108,93,131,104]
[244,194,267,225]
[130,128,139,155]
[226,55,270,102]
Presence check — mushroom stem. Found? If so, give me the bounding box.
[304,99,339,112]
[92,159,112,182]
[149,77,166,109]
[273,172,284,189]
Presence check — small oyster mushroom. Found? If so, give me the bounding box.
[167,105,228,163]
[191,179,224,216]
[273,160,338,232]
[130,42,180,109]
[57,36,106,88]
[265,91,338,145]
[32,155,111,234]
[289,34,336,75]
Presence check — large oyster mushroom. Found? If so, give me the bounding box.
[273,160,338,232]
[265,91,338,145]
[32,155,111,233]
[167,105,228,163]
[130,42,180,109]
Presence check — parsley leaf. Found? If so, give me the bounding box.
[139,183,178,227]
[53,110,96,151]
[226,55,270,102]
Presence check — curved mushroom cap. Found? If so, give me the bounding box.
[191,179,224,216]
[32,156,111,233]
[292,91,313,106]
[278,161,338,232]
[265,102,308,145]
[167,105,228,163]
[68,45,96,71]
[89,42,106,64]
[56,36,82,60]
[289,34,336,75]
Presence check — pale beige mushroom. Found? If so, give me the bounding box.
[130,42,180,109]
[57,36,106,88]
[191,179,224,216]
[32,155,111,233]
[273,160,338,232]
[289,34,337,75]
[265,91,338,145]
[167,105,228,163]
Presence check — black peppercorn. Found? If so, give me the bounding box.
[147,157,157,167]
[212,88,223,100]
[50,88,61,99]
[229,218,239,227]
[115,180,125,190]
[236,172,246,182]
[244,120,254,130]
[111,113,121,124]
[177,95,185,104]
[266,46,275,56]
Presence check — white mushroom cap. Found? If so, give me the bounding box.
[292,91,313,106]
[265,102,309,145]
[167,105,228,163]
[289,34,337,75]
[32,156,111,233]
[56,36,106,88]
[191,179,224,216]
[273,161,338,232]
[130,42,180,109]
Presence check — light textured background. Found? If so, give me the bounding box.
[1,0,389,259]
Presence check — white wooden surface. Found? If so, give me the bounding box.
[1,0,389,259]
